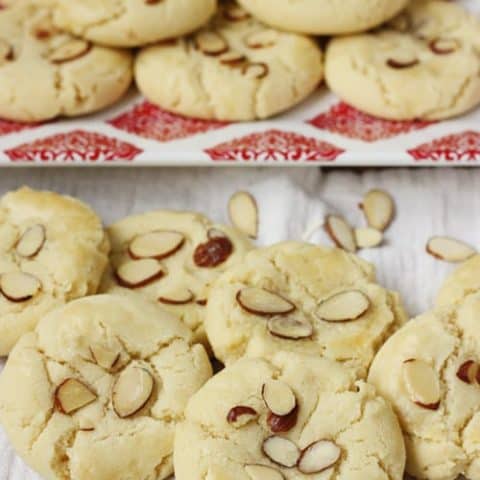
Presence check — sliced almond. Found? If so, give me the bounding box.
[16,224,46,258]
[219,51,246,67]
[403,359,441,410]
[0,39,13,63]
[317,290,370,323]
[90,344,121,370]
[115,259,165,288]
[354,228,383,249]
[267,316,313,340]
[242,62,269,79]
[245,464,285,480]
[227,405,258,427]
[262,436,300,468]
[456,360,478,385]
[129,230,185,260]
[430,38,460,55]
[224,3,250,21]
[236,288,295,316]
[112,365,155,418]
[0,272,41,302]
[267,406,298,433]
[360,189,395,231]
[245,30,278,49]
[158,288,194,305]
[426,236,476,263]
[324,215,356,253]
[386,57,419,69]
[262,380,296,416]
[228,191,258,239]
[298,440,341,474]
[388,13,411,32]
[55,378,97,415]
[194,31,229,56]
[193,235,233,267]
[49,39,91,64]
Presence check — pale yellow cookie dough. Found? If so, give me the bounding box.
[205,242,407,376]
[175,353,406,480]
[0,294,212,480]
[325,1,480,120]
[135,1,323,121]
[0,187,109,356]
[369,292,480,480]
[100,210,252,346]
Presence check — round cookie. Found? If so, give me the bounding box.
[0,187,109,356]
[0,294,212,480]
[236,0,409,35]
[135,1,323,121]
[325,1,480,121]
[175,352,406,480]
[369,292,480,480]
[205,241,407,376]
[100,210,252,346]
[0,2,132,122]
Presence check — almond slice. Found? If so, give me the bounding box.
[129,230,185,260]
[49,39,92,64]
[324,215,356,253]
[115,259,165,288]
[298,440,341,474]
[262,436,300,468]
[354,228,383,249]
[228,191,258,239]
[245,464,285,480]
[426,236,476,263]
[16,224,46,258]
[403,359,441,410]
[430,38,460,55]
[194,31,229,56]
[262,380,296,416]
[267,406,298,433]
[90,344,121,370]
[236,288,296,316]
[224,3,250,21]
[0,272,41,302]
[112,366,155,418]
[227,405,258,427]
[193,235,233,267]
[219,51,246,67]
[456,360,478,385]
[0,39,13,63]
[317,290,370,323]
[360,189,395,231]
[55,378,97,415]
[242,62,269,79]
[158,288,194,305]
[267,316,313,340]
[386,57,419,69]
[245,30,278,49]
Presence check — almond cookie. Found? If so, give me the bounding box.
[0,294,212,480]
[0,187,109,356]
[0,1,132,122]
[175,352,406,480]
[237,0,409,35]
[369,292,480,480]
[135,1,323,121]
[100,210,252,346]
[325,0,480,120]
[205,242,407,376]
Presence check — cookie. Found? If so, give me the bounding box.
[135,1,323,121]
[236,0,409,35]
[369,292,480,480]
[205,241,407,375]
[175,352,406,480]
[0,2,132,122]
[44,0,217,47]
[325,0,480,120]
[0,294,212,480]
[100,210,252,346]
[0,187,109,356]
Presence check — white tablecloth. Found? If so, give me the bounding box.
[1,166,479,479]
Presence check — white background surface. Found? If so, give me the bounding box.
[0,166,480,479]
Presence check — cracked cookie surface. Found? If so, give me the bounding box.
[0,1,132,122]
[0,294,212,480]
[175,352,406,480]
[0,187,109,355]
[134,1,323,121]
[369,292,480,480]
[205,242,407,376]
[325,0,480,120]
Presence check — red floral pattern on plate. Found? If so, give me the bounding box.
[205,129,344,163]
[308,102,432,142]
[5,130,142,163]
[408,131,480,163]
[0,118,40,136]
[108,101,229,143]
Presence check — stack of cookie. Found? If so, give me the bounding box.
[1,0,479,123]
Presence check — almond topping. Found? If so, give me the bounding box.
[220,51,247,67]
[354,227,383,249]
[49,39,92,64]
[317,290,370,323]
[426,236,476,263]
[224,3,250,21]
[267,316,313,340]
[194,31,229,56]
[90,343,121,370]
[245,30,278,49]
[262,436,300,468]
[403,359,440,410]
[430,38,460,55]
[16,224,46,258]
[129,230,185,260]
[245,464,285,480]
[360,189,395,231]
[267,406,298,433]
[0,39,13,63]
[0,272,41,302]
[456,360,479,385]
[227,405,258,427]
[324,215,356,253]
[158,288,194,305]
[55,379,97,415]
[193,235,233,267]
[115,259,165,288]
[262,380,296,416]
[112,365,155,418]
[228,191,258,239]
[242,62,269,79]
[237,288,296,316]
[386,57,419,69]
[298,440,341,474]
